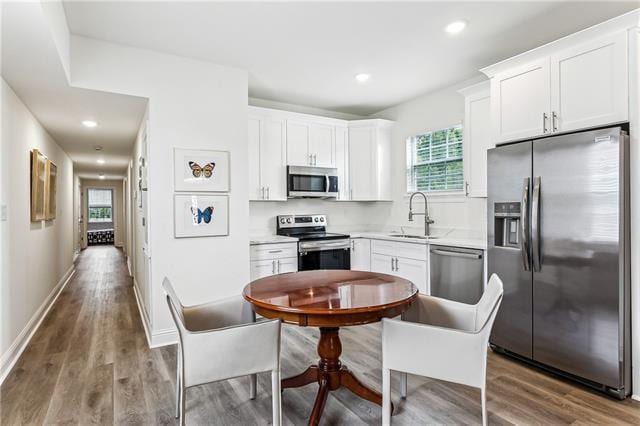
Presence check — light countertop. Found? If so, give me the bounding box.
[249,235,298,245]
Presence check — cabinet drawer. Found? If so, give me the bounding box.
[250,242,298,261]
[371,239,427,261]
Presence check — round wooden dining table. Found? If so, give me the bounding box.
[243,269,418,425]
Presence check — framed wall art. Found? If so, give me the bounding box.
[174,194,229,238]
[173,148,229,192]
[30,149,47,222]
[45,160,57,220]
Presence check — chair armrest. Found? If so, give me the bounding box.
[182,295,255,332]
[382,318,487,389]
[403,294,476,331]
[181,318,281,388]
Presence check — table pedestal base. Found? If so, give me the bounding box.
[282,327,391,425]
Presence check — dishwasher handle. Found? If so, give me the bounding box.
[430,248,483,260]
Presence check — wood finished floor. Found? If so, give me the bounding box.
[2,246,640,425]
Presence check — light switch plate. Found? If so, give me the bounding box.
[0,205,7,222]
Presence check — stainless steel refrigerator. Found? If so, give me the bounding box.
[487,126,630,398]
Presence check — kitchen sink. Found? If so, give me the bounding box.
[387,234,439,240]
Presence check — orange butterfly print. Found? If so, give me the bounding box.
[189,161,215,178]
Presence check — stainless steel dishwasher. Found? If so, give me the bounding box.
[429,245,484,304]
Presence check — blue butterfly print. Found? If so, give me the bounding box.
[191,206,214,224]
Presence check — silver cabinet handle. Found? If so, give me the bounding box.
[350,189,353,200]
[268,249,282,254]
[313,154,317,165]
[532,176,541,272]
[277,259,281,273]
[266,187,270,200]
[395,258,399,271]
[390,257,394,271]
[261,187,265,199]
[542,112,548,133]
[351,240,355,251]
[521,178,530,271]
[271,260,276,274]
[552,111,558,132]
[309,154,313,165]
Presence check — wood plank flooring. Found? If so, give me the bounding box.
[2,245,639,425]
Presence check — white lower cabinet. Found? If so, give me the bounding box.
[250,242,298,280]
[350,238,371,271]
[371,253,428,294]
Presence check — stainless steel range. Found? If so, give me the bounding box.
[276,214,350,271]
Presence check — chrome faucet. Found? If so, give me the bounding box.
[408,192,434,237]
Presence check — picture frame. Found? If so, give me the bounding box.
[45,160,57,220]
[174,193,229,238]
[30,149,47,222]
[173,148,230,192]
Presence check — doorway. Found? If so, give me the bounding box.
[87,188,115,246]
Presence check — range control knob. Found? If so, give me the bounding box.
[280,218,285,224]
[320,217,325,222]
[286,217,292,224]
[314,217,319,222]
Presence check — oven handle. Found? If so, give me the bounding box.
[299,240,351,253]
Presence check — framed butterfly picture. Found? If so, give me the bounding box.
[174,194,229,238]
[173,148,230,192]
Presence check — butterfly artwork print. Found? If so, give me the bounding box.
[189,161,215,179]
[191,206,214,224]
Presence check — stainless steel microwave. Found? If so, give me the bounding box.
[287,166,338,198]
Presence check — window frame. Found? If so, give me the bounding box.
[405,123,466,197]
[87,188,114,223]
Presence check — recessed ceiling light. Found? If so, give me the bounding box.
[354,73,371,83]
[82,120,97,128]
[94,145,104,151]
[445,20,467,35]
[99,174,105,180]
[97,159,105,164]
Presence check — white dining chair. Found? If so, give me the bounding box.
[163,278,282,426]
[381,273,504,426]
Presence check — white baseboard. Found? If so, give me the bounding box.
[0,265,75,384]
[632,394,640,402]
[132,278,177,348]
[132,279,152,347]
[126,256,132,277]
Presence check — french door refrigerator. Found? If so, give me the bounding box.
[487,126,630,398]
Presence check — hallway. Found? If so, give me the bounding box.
[3,247,640,425]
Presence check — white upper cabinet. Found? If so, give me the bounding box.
[492,58,551,143]
[550,31,628,133]
[348,120,393,201]
[459,81,492,198]
[248,107,287,201]
[334,126,350,201]
[286,119,336,167]
[485,29,629,144]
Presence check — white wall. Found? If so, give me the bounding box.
[371,76,488,236]
[70,36,249,342]
[0,78,74,376]
[81,179,125,248]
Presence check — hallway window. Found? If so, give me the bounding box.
[88,189,113,223]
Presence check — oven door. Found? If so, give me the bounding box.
[298,239,351,271]
[287,166,338,198]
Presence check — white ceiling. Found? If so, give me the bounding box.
[63,1,639,116]
[1,2,147,179]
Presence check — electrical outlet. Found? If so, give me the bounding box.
[0,205,7,222]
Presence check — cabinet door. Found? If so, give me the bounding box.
[493,58,551,143]
[309,123,335,167]
[250,259,275,280]
[248,116,263,200]
[286,120,311,166]
[261,117,287,200]
[551,31,627,133]
[277,257,298,274]
[394,257,428,294]
[348,127,375,200]
[335,126,350,200]
[371,253,394,275]
[350,239,371,271]
[465,91,492,197]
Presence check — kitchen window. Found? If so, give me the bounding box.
[88,189,113,223]
[406,124,463,193]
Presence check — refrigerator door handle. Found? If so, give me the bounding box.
[532,176,542,272]
[521,178,531,271]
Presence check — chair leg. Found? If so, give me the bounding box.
[400,372,407,399]
[271,370,282,426]
[382,368,392,426]
[481,386,487,426]
[175,348,181,419]
[249,374,257,400]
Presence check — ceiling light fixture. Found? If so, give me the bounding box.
[97,159,105,164]
[94,145,104,151]
[354,73,371,83]
[99,174,105,180]
[82,120,97,128]
[445,20,467,35]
